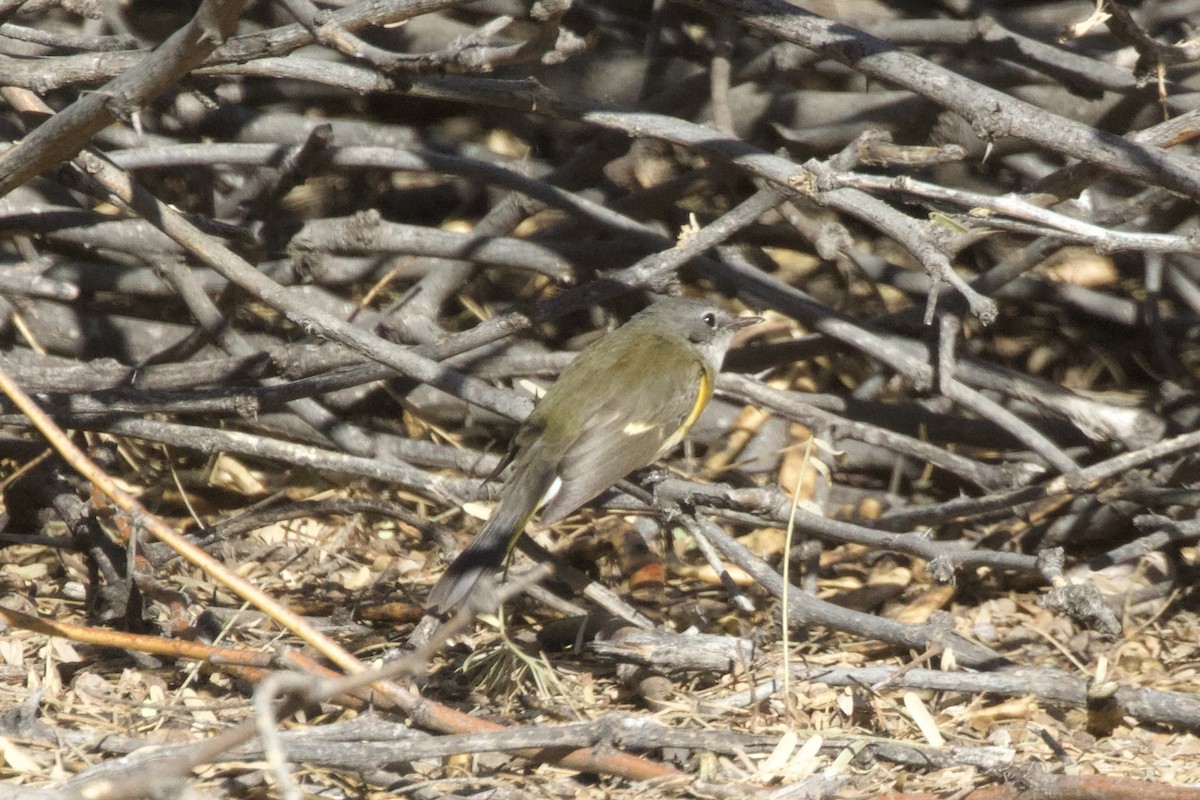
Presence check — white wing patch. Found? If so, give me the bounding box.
[538,476,563,509]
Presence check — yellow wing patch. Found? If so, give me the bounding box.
[657,361,713,456]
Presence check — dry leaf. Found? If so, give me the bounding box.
[0,736,43,773]
[904,692,945,746]
[757,729,799,778]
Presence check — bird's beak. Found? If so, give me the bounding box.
[728,314,764,331]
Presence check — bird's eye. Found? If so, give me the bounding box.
[702,312,717,328]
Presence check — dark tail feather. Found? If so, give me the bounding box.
[428,458,555,613]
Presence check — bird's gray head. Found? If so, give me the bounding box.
[634,296,760,369]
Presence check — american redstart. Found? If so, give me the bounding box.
[428,296,761,612]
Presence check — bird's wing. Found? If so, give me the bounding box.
[538,356,708,522]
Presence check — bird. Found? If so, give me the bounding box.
[427,295,760,613]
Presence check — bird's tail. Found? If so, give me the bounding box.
[428,456,557,613]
